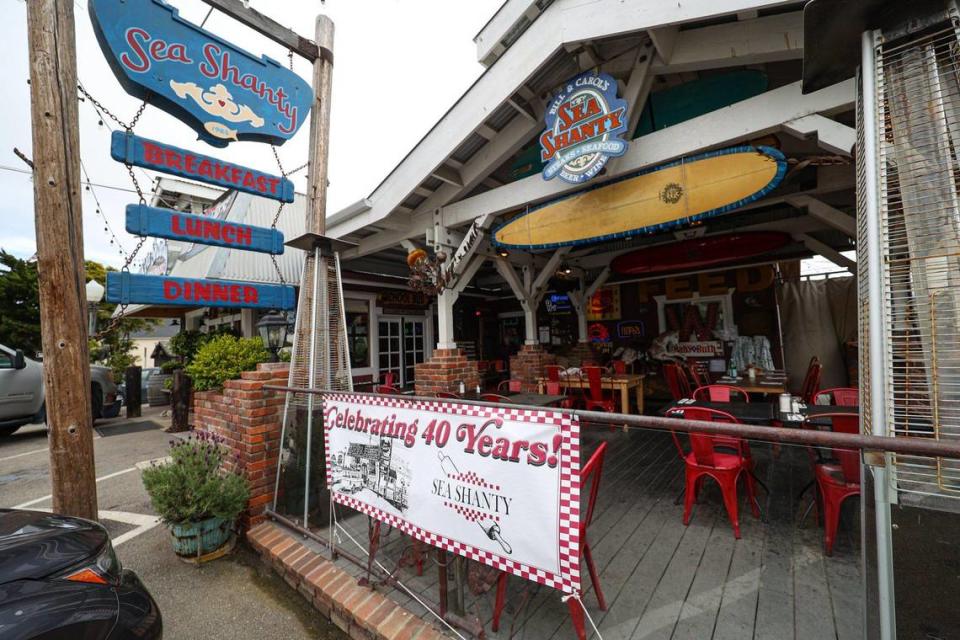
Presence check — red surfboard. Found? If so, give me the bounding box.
[611,231,790,276]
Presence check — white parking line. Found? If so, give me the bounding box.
[12,466,138,509]
[0,447,48,463]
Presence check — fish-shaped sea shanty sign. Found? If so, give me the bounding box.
[89,0,313,146]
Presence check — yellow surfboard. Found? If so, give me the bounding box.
[493,146,786,249]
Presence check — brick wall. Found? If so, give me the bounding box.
[194,363,289,531]
[508,344,557,392]
[413,348,479,396]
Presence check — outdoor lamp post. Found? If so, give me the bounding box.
[85,279,105,336]
[257,312,289,362]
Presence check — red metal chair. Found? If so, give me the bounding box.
[498,379,522,393]
[664,363,692,400]
[685,362,705,389]
[375,385,401,395]
[666,407,759,539]
[480,393,510,403]
[582,366,616,412]
[545,364,564,382]
[611,360,627,375]
[493,442,609,639]
[810,413,860,555]
[693,384,750,403]
[382,371,397,387]
[813,387,859,407]
[545,381,575,409]
[800,357,823,403]
[435,391,460,399]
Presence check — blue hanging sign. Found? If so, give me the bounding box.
[111,132,295,202]
[540,71,629,184]
[89,0,313,146]
[125,204,284,255]
[106,272,296,310]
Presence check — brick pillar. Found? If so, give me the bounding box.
[568,341,599,366]
[414,348,479,396]
[194,362,289,532]
[508,344,557,392]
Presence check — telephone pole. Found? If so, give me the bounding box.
[27,0,98,519]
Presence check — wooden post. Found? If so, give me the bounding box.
[170,369,191,433]
[27,0,97,520]
[125,365,142,418]
[307,16,335,236]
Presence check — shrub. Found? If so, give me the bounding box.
[160,360,181,374]
[141,432,249,524]
[184,334,269,391]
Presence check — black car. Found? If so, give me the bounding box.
[0,509,162,639]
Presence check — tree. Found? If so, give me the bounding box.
[0,251,42,355]
[0,249,156,376]
[85,263,157,378]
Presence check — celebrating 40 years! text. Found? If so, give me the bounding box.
[324,406,563,469]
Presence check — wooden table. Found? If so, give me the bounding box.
[537,374,645,414]
[713,371,789,395]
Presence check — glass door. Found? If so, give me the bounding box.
[378,319,401,386]
[403,319,426,386]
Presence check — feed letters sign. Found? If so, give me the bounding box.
[89,0,313,146]
[324,393,583,594]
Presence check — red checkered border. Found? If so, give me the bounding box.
[322,392,581,594]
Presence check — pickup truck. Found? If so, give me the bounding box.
[0,344,121,436]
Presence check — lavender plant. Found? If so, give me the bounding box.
[142,431,249,524]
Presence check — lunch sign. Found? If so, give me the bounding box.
[95,0,305,311]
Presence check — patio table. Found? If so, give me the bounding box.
[662,400,858,427]
[458,391,567,407]
[713,370,789,394]
[536,373,645,414]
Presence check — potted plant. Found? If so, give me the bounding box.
[142,431,249,558]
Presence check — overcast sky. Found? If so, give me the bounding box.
[1,0,501,267]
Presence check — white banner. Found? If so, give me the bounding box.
[323,393,581,594]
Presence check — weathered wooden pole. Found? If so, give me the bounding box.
[26,0,97,520]
[306,16,334,236]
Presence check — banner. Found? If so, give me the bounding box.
[323,393,581,594]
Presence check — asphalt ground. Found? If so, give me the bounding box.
[0,408,345,640]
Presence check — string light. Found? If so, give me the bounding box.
[79,158,128,259]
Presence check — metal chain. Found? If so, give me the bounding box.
[269,146,288,286]
[77,84,146,132]
[76,84,150,339]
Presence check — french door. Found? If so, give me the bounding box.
[378,317,427,387]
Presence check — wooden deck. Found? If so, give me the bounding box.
[323,427,862,640]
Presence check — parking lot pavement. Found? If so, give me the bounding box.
[0,408,346,640]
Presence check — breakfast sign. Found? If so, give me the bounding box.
[94,0,306,311]
[324,393,583,594]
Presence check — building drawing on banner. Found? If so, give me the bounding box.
[330,438,411,512]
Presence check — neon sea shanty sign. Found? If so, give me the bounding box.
[89,0,312,146]
[540,71,629,184]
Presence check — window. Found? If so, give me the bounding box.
[346,299,370,369]
[0,352,12,369]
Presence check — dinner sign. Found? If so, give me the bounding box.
[323,393,582,594]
